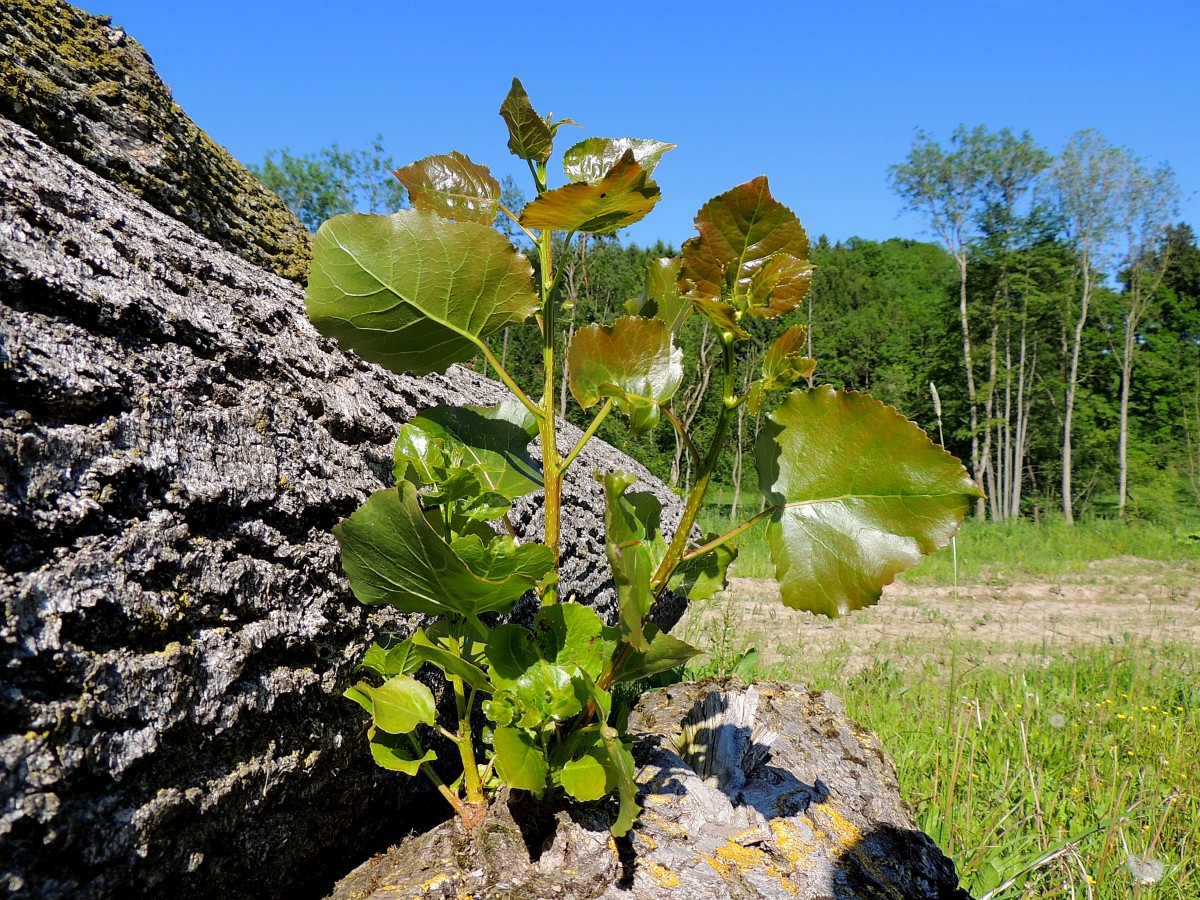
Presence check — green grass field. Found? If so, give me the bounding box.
[679,513,1200,898]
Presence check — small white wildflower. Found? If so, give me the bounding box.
[1125,855,1165,885]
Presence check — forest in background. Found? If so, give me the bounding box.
[251,127,1200,527]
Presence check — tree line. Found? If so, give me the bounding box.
[252,128,1199,525]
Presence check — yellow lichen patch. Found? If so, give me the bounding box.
[643,861,679,888]
[810,802,861,850]
[634,832,659,852]
[770,819,816,870]
[417,873,454,894]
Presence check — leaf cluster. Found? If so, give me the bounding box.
[304,79,979,833]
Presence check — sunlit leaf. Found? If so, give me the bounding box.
[411,627,490,693]
[520,151,660,235]
[335,483,552,617]
[499,77,553,164]
[563,137,675,185]
[627,256,691,337]
[395,401,542,501]
[568,316,682,435]
[486,623,541,685]
[369,728,436,775]
[559,754,609,802]
[749,325,817,413]
[361,637,422,679]
[669,536,737,601]
[680,176,812,321]
[349,674,437,734]
[600,473,659,651]
[532,603,607,680]
[306,209,537,375]
[493,727,548,794]
[611,626,702,684]
[755,387,982,617]
[393,151,500,225]
[579,675,640,836]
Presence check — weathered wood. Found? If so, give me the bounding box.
[329,681,972,899]
[0,114,680,899]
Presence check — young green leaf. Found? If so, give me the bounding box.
[568,316,683,435]
[748,324,817,413]
[520,151,661,235]
[558,754,609,802]
[410,628,491,693]
[335,483,553,617]
[395,401,542,501]
[680,176,812,319]
[306,209,537,375]
[610,626,702,684]
[493,727,549,794]
[532,602,607,680]
[562,137,675,185]
[755,387,983,617]
[349,674,437,734]
[369,728,437,775]
[600,473,660,651]
[669,536,738,601]
[393,151,501,225]
[626,256,692,337]
[361,637,422,679]
[499,77,553,164]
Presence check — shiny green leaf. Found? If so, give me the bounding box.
[626,256,691,337]
[348,674,437,734]
[410,627,490,693]
[580,676,640,836]
[486,623,541,685]
[756,387,983,617]
[449,533,554,584]
[559,755,609,802]
[749,325,817,413]
[368,728,436,775]
[360,637,422,679]
[532,603,607,680]
[568,316,682,435]
[600,473,658,651]
[493,727,548,794]
[335,483,551,617]
[393,151,500,225]
[562,137,675,185]
[520,151,660,235]
[499,78,553,164]
[669,536,738,601]
[395,401,542,501]
[680,176,812,320]
[306,209,537,375]
[612,626,702,684]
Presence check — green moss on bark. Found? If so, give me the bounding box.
[0,0,313,283]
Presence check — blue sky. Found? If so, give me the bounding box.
[83,0,1198,248]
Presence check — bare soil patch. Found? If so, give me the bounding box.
[677,557,1200,675]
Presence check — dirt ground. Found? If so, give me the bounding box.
[676,557,1200,675]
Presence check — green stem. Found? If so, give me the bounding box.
[410,733,464,815]
[496,202,537,244]
[535,157,563,607]
[561,399,613,474]
[449,651,484,805]
[649,335,739,598]
[598,336,740,692]
[678,506,775,564]
[479,341,541,421]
